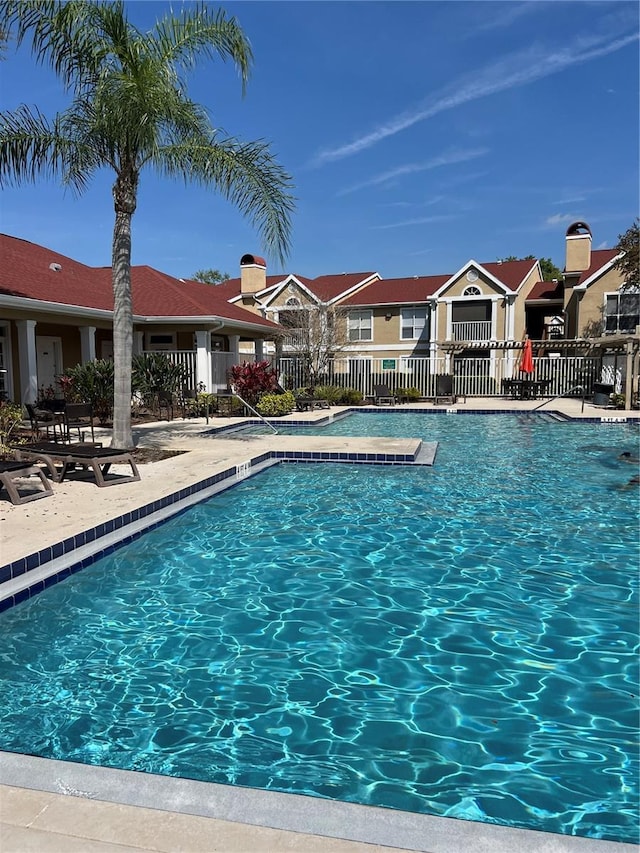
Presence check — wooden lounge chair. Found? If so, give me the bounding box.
[373,385,397,405]
[0,460,53,505]
[13,442,140,487]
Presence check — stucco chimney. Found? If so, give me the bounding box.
[565,221,592,274]
[240,253,267,298]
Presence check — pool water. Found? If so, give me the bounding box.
[0,414,638,842]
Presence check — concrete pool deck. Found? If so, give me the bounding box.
[1,398,638,852]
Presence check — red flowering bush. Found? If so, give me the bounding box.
[229,360,279,406]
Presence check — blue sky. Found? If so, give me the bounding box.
[1,1,638,281]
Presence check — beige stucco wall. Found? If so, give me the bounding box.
[566,234,592,273]
[576,266,625,337]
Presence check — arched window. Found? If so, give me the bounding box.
[463,285,481,296]
[285,296,301,307]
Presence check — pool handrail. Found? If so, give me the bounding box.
[531,385,585,412]
[231,389,279,434]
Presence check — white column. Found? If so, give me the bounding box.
[133,331,144,356]
[195,330,211,392]
[228,335,240,361]
[16,319,38,403]
[254,338,264,361]
[428,300,439,371]
[80,326,96,363]
[445,301,452,340]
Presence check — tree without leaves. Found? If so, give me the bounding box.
[191,268,231,284]
[279,304,351,388]
[0,0,294,447]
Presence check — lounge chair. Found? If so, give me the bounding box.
[13,442,140,487]
[0,460,53,505]
[295,393,330,412]
[373,385,397,405]
[433,374,457,405]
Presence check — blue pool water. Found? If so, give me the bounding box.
[0,414,638,842]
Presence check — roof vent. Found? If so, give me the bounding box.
[49,262,62,272]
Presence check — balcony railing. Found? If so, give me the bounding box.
[451,321,492,341]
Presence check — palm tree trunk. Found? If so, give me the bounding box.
[111,203,135,449]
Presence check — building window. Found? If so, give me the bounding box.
[605,292,639,334]
[348,310,372,342]
[401,307,427,340]
[462,285,482,296]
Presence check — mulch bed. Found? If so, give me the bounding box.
[130,447,186,464]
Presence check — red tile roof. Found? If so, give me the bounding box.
[342,275,449,306]
[571,249,620,285]
[0,235,279,329]
[309,272,378,301]
[527,279,564,301]
[480,259,538,290]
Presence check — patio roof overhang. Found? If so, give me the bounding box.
[438,338,596,353]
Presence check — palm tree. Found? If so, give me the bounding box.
[0,0,294,447]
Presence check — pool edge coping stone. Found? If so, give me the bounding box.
[0,752,632,853]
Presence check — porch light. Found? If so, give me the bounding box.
[385,312,393,321]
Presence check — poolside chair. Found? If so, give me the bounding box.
[373,385,397,406]
[25,403,63,441]
[13,442,140,487]
[433,374,457,406]
[157,391,174,421]
[61,402,95,443]
[0,460,53,505]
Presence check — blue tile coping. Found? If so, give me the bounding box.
[0,443,437,612]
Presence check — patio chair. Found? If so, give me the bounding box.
[373,385,397,405]
[61,402,95,443]
[13,442,140,487]
[433,374,457,405]
[25,403,63,441]
[157,391,174,421]
[0,460,53,505]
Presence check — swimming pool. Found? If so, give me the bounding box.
[0,414,638,843]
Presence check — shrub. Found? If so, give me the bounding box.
[256,391,295,416]
[132,353,186,411]
[397,386,421,402]
[229,360,279,407]
[310,385,343,404]
[0,401,25,457]
[64,359,115,424]
[338,388,363,405]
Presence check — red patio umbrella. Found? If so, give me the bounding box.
[519,337,534,374]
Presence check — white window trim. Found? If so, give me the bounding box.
[348,309,373,342]
[400,306,428,341]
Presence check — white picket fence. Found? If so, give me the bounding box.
[151,351,602,399]
[275,356,601,399]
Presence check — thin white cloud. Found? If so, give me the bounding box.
[545,214,576,227]
[314,29,638,166]
[552,196,587,205]
[338,148,488,197]
[373,214,456,230]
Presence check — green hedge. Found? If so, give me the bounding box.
[256,391,295,416]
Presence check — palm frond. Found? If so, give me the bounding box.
[156,136,295,265]
[150,3,252,92]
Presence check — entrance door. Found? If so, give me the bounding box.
[36,336,63,396]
